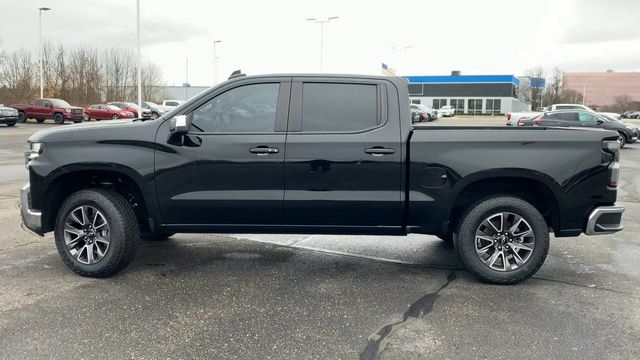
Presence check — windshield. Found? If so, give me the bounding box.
[50,99,71,107]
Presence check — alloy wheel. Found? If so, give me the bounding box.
[63,205,111,265]
[474,212,535,271]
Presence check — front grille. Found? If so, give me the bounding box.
[72,109,83,114]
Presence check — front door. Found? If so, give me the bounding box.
[155,79,291,226]
[283,78,404,229]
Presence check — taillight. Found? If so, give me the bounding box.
[533,119,542,126]
[517,119,525,126]
[507,113,512,120]
[602,140,620,188]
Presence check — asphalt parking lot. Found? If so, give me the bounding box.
[1,119,639,359]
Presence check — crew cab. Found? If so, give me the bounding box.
[20,74,624,284]
[12,98,85,124]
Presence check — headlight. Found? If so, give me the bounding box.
[65,108,71,113]
[25,142,45,167]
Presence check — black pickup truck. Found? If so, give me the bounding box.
[21,74,624,284]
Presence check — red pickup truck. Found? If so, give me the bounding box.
[12,98,85,124]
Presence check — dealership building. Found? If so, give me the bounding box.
[404,74,531,115]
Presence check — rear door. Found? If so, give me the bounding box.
[283,78,403,228]
[577,112,600,128]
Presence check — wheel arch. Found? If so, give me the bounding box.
[446,171,563,236]
[41,164,157,234]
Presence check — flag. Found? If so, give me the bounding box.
[381,62,396,76]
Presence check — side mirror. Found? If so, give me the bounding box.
[170,115,190,134]
[597,119,604,125]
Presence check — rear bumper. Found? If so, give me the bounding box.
[20,183,43,236]
[585,206,624,235]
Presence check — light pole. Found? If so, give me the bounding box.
[136,0,142,111]
[213,40,222,85]
[38,6,51,99]
[306,16,339,72]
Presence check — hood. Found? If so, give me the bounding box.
[28,118,159,143]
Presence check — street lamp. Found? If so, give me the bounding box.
[38,6,51,99]
[136,0,142,111]
[213,40,222,85]
[306,16,339,72]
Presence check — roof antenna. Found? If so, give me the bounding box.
[228,70,246,80]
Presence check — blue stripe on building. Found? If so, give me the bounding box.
[404,75,520,86]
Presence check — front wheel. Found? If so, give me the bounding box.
[54,189,140,277]
[618,132,627,148]
[112,114,119,120]
[455,196,549,285]
[18,111,27,123]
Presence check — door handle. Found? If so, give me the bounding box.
[365,147,395,156]
[249,146,279,155]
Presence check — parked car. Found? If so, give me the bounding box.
[158,100,185,113]
[141,101,165,119]
[439,105,455,117]
[410,104,436,122]
[107,102,151,119]
[630,111,640,119]
[21,73,624,285]
[622,111,637,119]
[0,105,19,127]
[507,103,596,126]
[11,98,84,124]
[85,104,135,121]
[533,110,638,147]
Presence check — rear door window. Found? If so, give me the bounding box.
[301,83,379,132]
[578,112,599,122]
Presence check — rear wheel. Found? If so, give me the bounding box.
[54,189,140,277]
[54,113,64,124]
[455,196,549,285]
[18,111,27,123]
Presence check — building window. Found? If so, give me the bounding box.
[432,98,447,109]
[467,99,483,115]
[486,99,501,114]
[411,99,421,104]
[450,99,464,114]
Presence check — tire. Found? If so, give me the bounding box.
[6,122,16,127]
[618,132,627,148]
[18,111,27,123]
[112,114,119,120]
[151,112,160,120]
[54,113,64,124]
[454,196,549,285]
[54,189,140,277]
[36,118,45,123]
[142,232,176,241]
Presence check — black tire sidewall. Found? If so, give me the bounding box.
[455,196,549,284]
[54,190,139,277]
[18,112,26,123]
[54,113,64,124]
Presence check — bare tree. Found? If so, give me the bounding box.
[0,50,36,104]
[613,94,633,113]
[542,68,564,106]
[561,89,583,104]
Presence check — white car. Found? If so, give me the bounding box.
[159,100,185,113]
[439,105,455,117]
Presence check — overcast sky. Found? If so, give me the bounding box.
[2,0,640,86]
